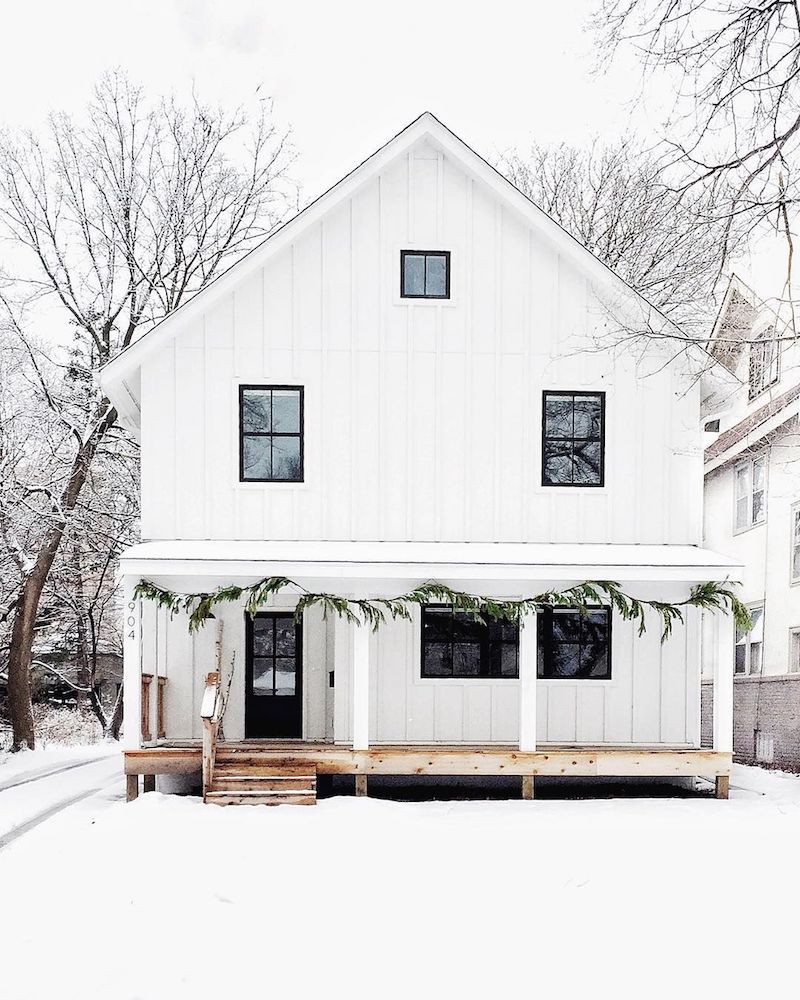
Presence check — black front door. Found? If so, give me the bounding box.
[245,613,303,738]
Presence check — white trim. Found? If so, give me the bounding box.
[791,501,800,586]
[713,612,734,752]
[122,577,142,751]
[518,612,537,751]
[351,616,370,751]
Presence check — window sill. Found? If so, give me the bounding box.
[732,520,767,536]
[233,480,311,492]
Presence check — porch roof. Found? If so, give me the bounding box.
[120,540,742,586]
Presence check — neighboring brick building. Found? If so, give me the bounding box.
[702,276,800,770]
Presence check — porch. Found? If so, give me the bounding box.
[119,539,741,803]
[124,740,733,800]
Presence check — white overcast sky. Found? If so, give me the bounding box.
[0,0,783,298]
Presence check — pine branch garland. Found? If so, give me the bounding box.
[133,576,751,641]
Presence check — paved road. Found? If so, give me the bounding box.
[0,754,124,851]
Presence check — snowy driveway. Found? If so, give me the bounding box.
[1,763,797,1000]
[0,745,123,848]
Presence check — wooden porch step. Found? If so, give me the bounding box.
[211,775,316,793]
[206,790,316,807]
[206,754,318,806]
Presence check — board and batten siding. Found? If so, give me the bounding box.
[145,592,700,748]
[140,138,703,546]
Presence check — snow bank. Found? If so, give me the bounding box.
[1,764,798,999]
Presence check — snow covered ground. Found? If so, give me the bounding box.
[1,764,797,999]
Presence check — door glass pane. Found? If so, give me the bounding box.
[272,436,301,480]
[242,389,271,432]
[243,436,271,480]
[272,390,300,433]
[253,619,274,656]
[275,658,296,696]
[253,658,274,696]
[403,254,425,295]
[425,254,447,296]
[275,618,295,656]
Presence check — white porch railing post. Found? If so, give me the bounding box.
[713,611,734,753]
[519,611,538,753]
[122,575,143,752]
[352,615,370,752]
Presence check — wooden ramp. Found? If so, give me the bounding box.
[205,748,317,807]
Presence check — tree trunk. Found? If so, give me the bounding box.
[5,400,116,751]
[105,684,124,741]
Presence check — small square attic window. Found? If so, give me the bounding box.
[401,250,450,299]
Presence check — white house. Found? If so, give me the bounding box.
[100,113,741,804]
[702,276,800,769]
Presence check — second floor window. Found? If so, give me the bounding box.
[542,391,605,486]
[734,454,766,531]
[749,326,779,399]
[240,385,303,483]
[400,250,450,299]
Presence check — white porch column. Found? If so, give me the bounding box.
[518,611,538,753]
[351,616,370,752]
[713,612,734,753]
[122,575,143,752]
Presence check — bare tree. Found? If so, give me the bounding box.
[593,0,800,320]
[498,137,727,337]
[0,72,294,749]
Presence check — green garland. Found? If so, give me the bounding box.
[134,576,751,642]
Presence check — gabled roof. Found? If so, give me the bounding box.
[706,275,759,374]
[100,111,696,413]
[705,382,800,471]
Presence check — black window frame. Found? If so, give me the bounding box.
[239,384,304,483]
[537,606,612,680]
[541,390,606,488]
[400,249,451,300]
[420,604,519,679]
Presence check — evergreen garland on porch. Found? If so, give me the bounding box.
[134,576,750,642]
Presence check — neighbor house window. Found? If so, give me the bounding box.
[734,454,766,531]
[239,385,303,482]
[749,325,779,399]
[537,607,612,679]
[421,606,518,678]
[790,628,800,674]
[792,502,800,584]
[542,391,605,486]
[735,605,764,676]
[400,250,450,299]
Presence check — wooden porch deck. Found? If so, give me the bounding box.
[124,741,732,800]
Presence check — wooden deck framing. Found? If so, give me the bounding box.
[124,742,732,799]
